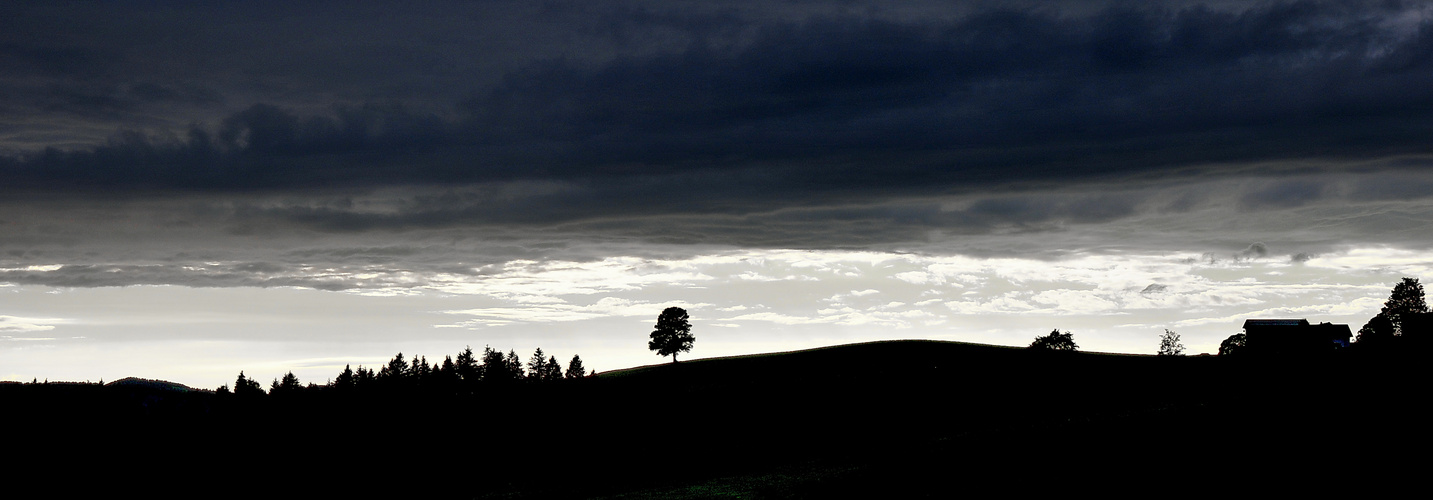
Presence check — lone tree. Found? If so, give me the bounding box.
[649,307,695,363]
[1029,329,1078,351]
[1157,329,1185,356]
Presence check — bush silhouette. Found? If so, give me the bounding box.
[1029,329,1077,351]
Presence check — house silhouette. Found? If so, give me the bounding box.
[1242,319,1351,355]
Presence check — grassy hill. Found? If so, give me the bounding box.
[581,340,1420,497]
[4,339,1423,498]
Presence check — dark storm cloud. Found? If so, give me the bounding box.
[6,1,1432,192]
[4,0,1433,267]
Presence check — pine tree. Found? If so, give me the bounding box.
[436,355,459,392]
[527,348,549,381]
[408,355,433,387]
[544,355,563,381]
[278,371,302,394]
[379,352,408,383]
[506,350,525,380]
[481,346,507,382]
[565,355,587,379]
[456,346,479,383]
[235,371,264,398]
[355,366,376,390]
[334,365,356,391]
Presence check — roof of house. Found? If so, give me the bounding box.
[1243,319,1311,328]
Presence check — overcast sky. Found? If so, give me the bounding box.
[5,0,1433,388]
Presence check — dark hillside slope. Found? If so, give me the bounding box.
[580,340,1421,497]
[4,340,1423,498]
[600,340,1218,428]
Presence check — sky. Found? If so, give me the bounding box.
[5,0,1433,389]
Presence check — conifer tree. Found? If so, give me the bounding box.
[544,355,563,381]
[456,346,479,383]
[436,355,459,391]
[235,371,264,398]
[527,348,549,381]
[506,350,525,380]
[355,366,376,390]
[566,355,587,379]
[278,371,302,393]
[335,365,356,391]
[379,352,408,382]
[481,345,508,382]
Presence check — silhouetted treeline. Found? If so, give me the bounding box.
[203,346,594,419]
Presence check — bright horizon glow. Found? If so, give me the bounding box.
[2,245,1415,390]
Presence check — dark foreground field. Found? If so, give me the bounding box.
[5,340,1423,498]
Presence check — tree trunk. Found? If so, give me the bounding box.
[672,353,678,363]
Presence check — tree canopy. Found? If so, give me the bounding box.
[1380,277,1427,335]
[649,307,695,362]
[1029,329,1078,351]
[1218,333,1247,356]
[1356,277,1426,346]
[1357,313,1395,346]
